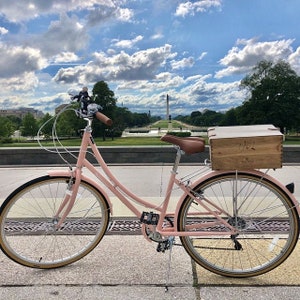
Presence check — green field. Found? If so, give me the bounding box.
[284,136,300,145]
[151,120,187,129]
[0,136,166,147]
[1,135,300,147]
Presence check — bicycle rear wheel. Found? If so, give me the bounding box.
[0,175,110,269]
[178,171,299,278]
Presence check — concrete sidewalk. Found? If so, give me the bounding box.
[1,235,300,300]
[1,165,300,299]
[0,235,197,300]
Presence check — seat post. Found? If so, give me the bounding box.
[172,146,182,173]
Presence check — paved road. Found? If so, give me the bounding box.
[1,165,300,299]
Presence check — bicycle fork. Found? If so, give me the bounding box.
[53,173,81,228]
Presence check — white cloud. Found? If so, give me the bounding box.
[151,32,164,40]
[0,0,115,22]
[215,38,295,78]
[115,8,134,22]
[112,35,143,49]
[0,72,39,92]
[150,26,164,40]
[179,78,246,112]
[175,0,222,17]
[117,73,185,92]
[171,57,195,69]
[288,46,300,75]
[53,44,176,83]
[0,43,47,78]
[52,52,80,64]
[115,75,245,115]
[33,14,88,58]
[1,0,299,117]
[0,27,8,35]
[87,5,134,26]
[0,13,87,81]
[198,52,207,60]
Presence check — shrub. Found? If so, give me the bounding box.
[167,131,191,137]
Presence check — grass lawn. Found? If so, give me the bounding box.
[151,120,187,129]
[1,135,300,147]
[284,136,300,145]
[0,136,167,147]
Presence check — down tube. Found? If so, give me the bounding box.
[85,143,165,215]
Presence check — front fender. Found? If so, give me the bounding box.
[47,170,113,215]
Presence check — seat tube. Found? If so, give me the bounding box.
[158,147,182,227]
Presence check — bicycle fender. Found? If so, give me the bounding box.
[174,169,300,225]
[237,169,299,210]
[47,170,113,215]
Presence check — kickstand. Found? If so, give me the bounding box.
[164,237,175,292]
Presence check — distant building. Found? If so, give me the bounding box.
[0,107,44,119]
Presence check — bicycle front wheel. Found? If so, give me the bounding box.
[178,171,299,278]
[0,175,110,269]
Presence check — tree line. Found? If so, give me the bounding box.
[176,60,300,133]
[0,81,161,143]
[1,60,300,143]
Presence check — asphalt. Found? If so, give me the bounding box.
[1,165,300,300]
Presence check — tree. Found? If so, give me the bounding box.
[220,108,238,126]
[21,113,39,138]
[0,117,15,142]
[56,107,85,137]
[201,110,224,126]
[92,81,117,139]
[131,112,150,127]
[6,115,22,129]
[92,81,117,112]
[190,111,202,126]
[109,107,154,136]
[38,113,54,138]
[239,60,300,132]
[112,106,132,136]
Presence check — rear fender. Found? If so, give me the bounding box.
[174,169,300,225]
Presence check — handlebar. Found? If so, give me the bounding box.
[69,91,113,126]
[95,111,113,126]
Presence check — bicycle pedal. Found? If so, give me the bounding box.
[140,211,159,225]
[157,237,174,253]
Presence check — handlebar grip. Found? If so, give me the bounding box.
[95,111,113,126]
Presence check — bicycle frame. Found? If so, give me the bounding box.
[48,117,300,238]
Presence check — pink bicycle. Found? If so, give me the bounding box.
[0,91,299,278]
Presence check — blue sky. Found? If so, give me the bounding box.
[0,0,300,117]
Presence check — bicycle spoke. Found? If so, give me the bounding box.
[0,176,110,269]
[178,172,299,277]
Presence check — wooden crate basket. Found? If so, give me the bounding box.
[208,125,283,170]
